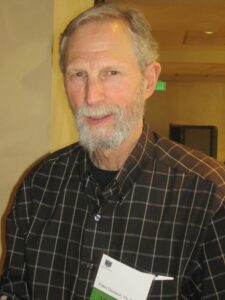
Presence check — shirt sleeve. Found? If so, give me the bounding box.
[201,202,225,298]
[0,177,32,299]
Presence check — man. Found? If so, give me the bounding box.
[0,4,225,299]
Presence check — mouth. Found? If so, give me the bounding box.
[84,114,113,125]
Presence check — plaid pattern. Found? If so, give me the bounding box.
[0,122,225,299]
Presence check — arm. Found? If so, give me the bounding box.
[201,202,225,299]
[0,179,32,299]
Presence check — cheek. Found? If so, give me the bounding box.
[105,80,136,107]
[65,82,84,109]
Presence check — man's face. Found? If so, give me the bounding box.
[64,20,147,152]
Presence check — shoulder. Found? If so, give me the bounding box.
[9,143,84,232]
[21,142,84,186]
[152,132,225,195]
[44,142,82,163]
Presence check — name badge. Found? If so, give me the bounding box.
[90,254,155,300]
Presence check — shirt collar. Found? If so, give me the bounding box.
[78,121,156,202]
[116,121,155,197]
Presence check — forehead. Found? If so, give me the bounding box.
[69,19,131,45]
[65,20,138,65]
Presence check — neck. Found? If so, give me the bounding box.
[90,121,143,171]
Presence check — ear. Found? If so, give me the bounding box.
[143,62,161,99]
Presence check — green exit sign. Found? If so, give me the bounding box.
[155,81,166,91]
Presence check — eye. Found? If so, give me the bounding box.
[68,70,87,79]
[73,71,87,78]
[107,70,119,76]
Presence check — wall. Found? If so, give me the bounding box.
[145,78,225,163]
[0,0,53,260]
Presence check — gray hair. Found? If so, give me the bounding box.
[59,4,159,73]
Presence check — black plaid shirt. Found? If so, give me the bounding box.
[1,123,225,299]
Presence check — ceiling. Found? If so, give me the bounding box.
[97,0,225,80]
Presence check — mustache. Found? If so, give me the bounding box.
[75,103,122,119]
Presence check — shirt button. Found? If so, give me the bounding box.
[86,263,93,270]
[94,213,101,222]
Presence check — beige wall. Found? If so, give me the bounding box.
[0,0,53,260]
[145,78,225,163]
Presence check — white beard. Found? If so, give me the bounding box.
[73,78,145,153]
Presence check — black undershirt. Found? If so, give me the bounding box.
[88,157,118,189]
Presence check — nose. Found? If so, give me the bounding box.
[85,77,104,106]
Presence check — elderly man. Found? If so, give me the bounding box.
[0,4,225,300]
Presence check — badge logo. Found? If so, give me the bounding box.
[104,259,112,268]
